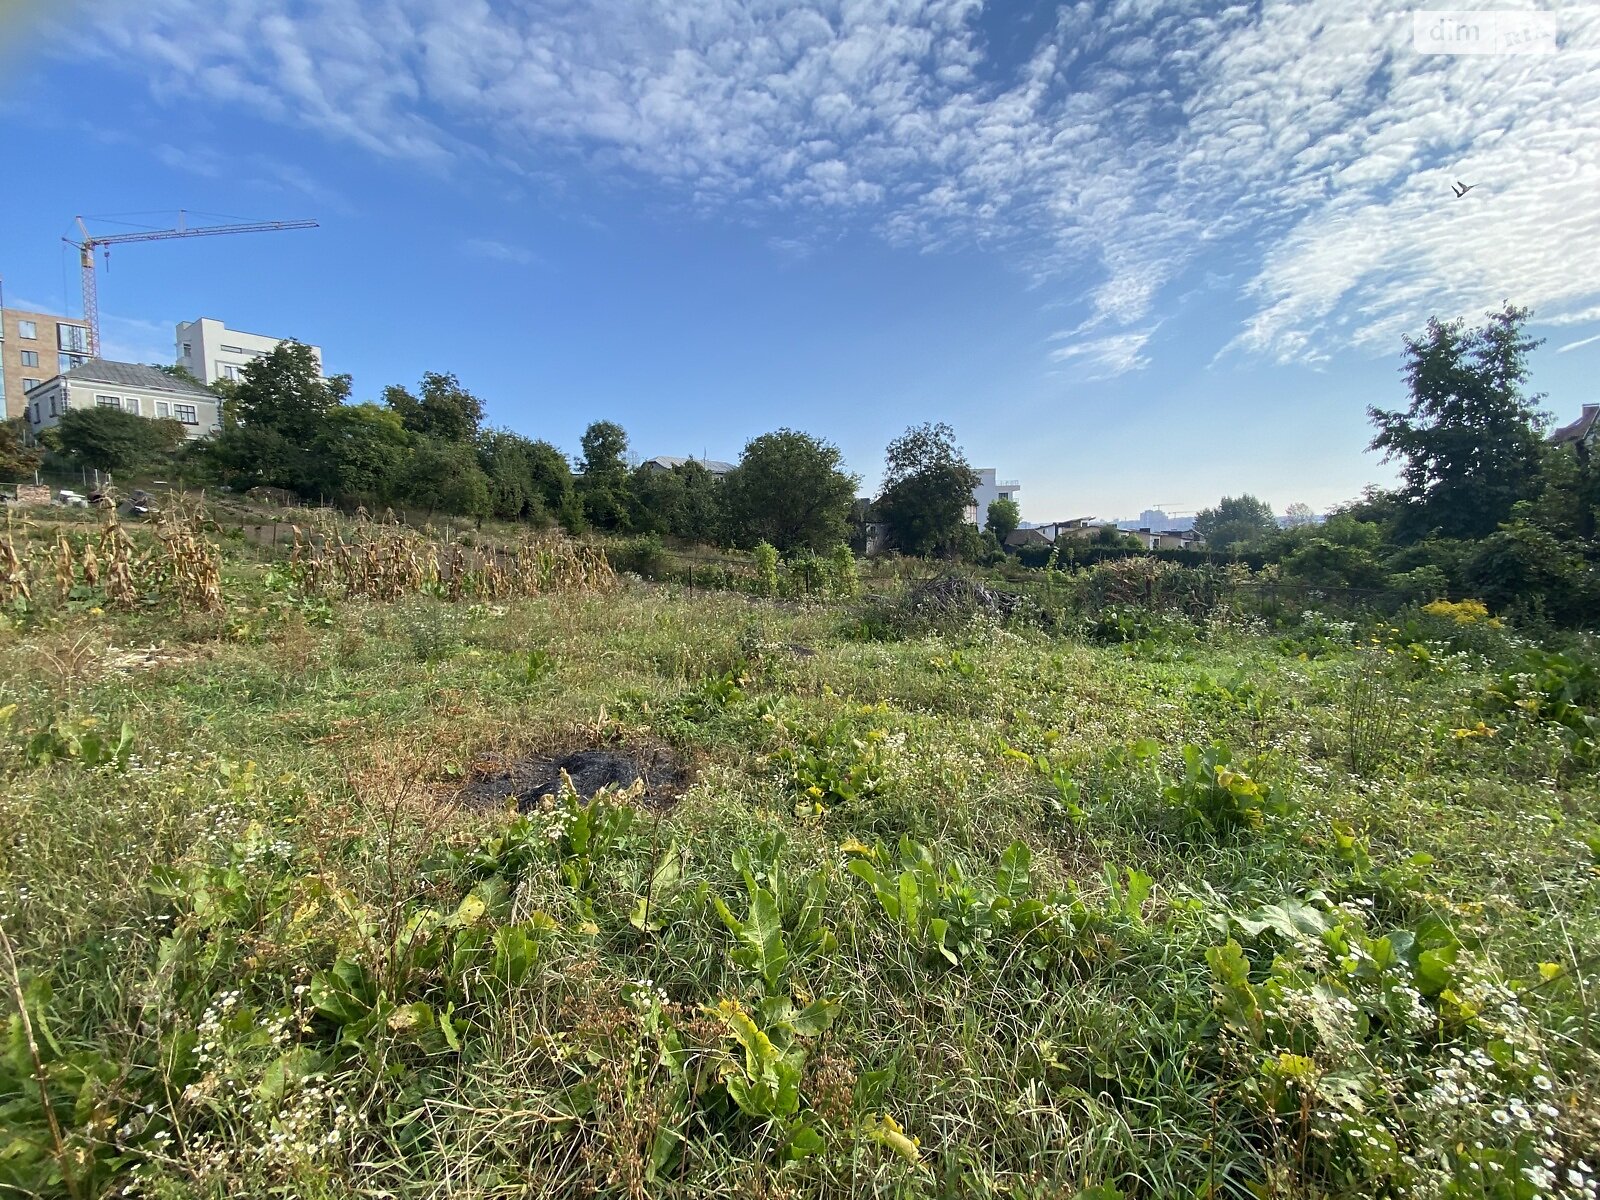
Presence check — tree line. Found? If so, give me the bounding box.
[9,302,1596,620]
[13,343,999,558]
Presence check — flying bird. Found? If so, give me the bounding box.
[1451,181,1476,198]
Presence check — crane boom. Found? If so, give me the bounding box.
[64,212,319,356]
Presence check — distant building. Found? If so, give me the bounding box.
[640,455,736,477]
[22,360,222,440]
[1,306,92,420]
[968,469,1020,525]
[175,317,322,386]
[1550,403,1599,452]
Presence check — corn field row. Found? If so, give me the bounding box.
[1,501,223,613]
[285,523,616,601]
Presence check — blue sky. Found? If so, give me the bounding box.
[3,0,1599,521]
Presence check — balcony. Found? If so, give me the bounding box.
[997,479,1020,489]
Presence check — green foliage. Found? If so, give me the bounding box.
[478,429,572,524]
[382,372,484,444]
[781,718,887,813]
[628,458,723,543]
[752,540,780,597]
[721,429,858,552]
[21,714,135,771]
[51,406,187,475]
[1194,493,1278,552]
[1163,742,1289,835]
[576,420,631,531]
[985,496,1020,544]
[876,422,981,557]
[400,439,491,520]
[307,402,410,505]
[1370,303,1547,541]
[1,416,42,477]
[1485,646,1600,767]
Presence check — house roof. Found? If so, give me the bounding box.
[1549,403,1599,446]
[38,359,215,399]
[645,455,736,475]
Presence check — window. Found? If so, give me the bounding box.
[22,378,38,391]
[49,397,58,417]
[19,350,38,367]
[173,404,199,425]
[32,402,41,423]
[154,400,170,418]
[181,342,191,358]
[59,353,88,373]
[17,320,36,339]
[57,324,88,353]
[122,397,141,415]
[220,363,241,381]
[96,394,121,408]
[220,344,246,354]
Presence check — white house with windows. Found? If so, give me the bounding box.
[22,360,222,440]
[176,317,321,385]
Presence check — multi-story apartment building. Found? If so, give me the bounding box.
[176,317,322,385]
[1,306,92,420]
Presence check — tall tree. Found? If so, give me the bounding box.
[384,372,485,444]
[232,340,350,446]
[1369,303,1548,541]
[399,440,491,520]
[1282,502,1318,528]
[478,429,573,524]
[576,420,632,531]
[985,496,1021,544]
[308,404,413,505]
[875,422,980,557]
[1194,494,1278,552]
[630,459,726,544]
[722,429,857,552]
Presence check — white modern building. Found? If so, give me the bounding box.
[967,468,1021,525]
[23,360,222,440]
[175,317,322,385]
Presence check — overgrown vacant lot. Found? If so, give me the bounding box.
[3,538,1598,1199]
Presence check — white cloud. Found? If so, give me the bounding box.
[1556,332,1600,354]
[462,237,539,266]
[1048,329,1156,379]
[72,0,1600,367]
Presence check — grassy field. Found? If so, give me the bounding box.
[2,513,1598,1199]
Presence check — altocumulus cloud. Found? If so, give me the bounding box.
[82,0,1600,370]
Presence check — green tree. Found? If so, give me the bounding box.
[577,420,631,531]
[399,439,491,520]
[1463,520,1593,621]
[478,429,573,524]
[232,340,351,446]
[384,372,485,444]
[875,422,981,557]
[1282,502,1318,528]
[309,404,413,504]
[48,407,187,475]
[1369,303,1548,541]
[0,418,41,477]
[1194,494,1278,552]
[722,429,857,552]
[629,459,725,544]
[985,496,1020,544]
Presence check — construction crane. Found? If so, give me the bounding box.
[64,211,319,357]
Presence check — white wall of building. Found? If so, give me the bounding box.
[176,317,323,385]
[968,468,1020,525]
[23,379,222,439]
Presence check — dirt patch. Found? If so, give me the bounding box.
[459,741,690,813]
